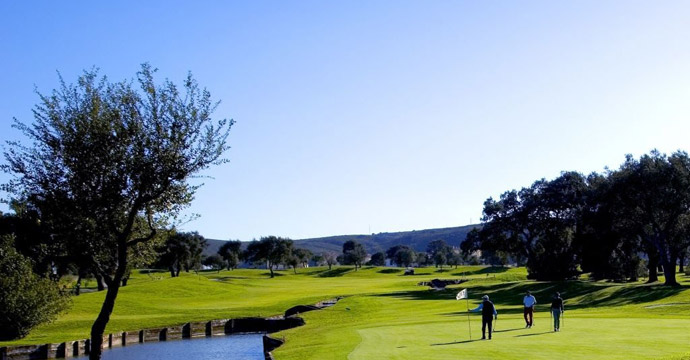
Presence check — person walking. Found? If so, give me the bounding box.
[550,292,564,332]
[471,295,498,340]
[523,290,536,328]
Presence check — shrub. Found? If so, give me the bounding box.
[0,235,71,340]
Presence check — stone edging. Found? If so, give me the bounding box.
[0,297,341,360]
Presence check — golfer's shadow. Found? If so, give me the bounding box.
[493,327,522,333]
[430,339,482,346]
[514,331,554,338]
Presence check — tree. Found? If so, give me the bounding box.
[218,240,243,270]
[202,254,225,273]
[342,240,366,270]
[611,151,690,286]
[293,248,313,268]
[368,252,386,266]
[427,240,450,268]
[0,235,71,340]
[244,236,294,278]
[323,251,338,270]
[311,253,325,267]
[395,247,416,268]
[386,245,413,267]
[433,252,448,269]
[1,65,232,359]
[447,251,463,269]
[285,254,300,274]
[477,172,585,280]
[158,231,207,277]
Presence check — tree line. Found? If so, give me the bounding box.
[462,150,690,286]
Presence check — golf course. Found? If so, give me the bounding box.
[1,265,689,360]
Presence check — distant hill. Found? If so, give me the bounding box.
[203,225,480,256]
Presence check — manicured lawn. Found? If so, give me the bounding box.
[2,266,690,360]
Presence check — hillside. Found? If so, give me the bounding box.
[204,224,479,256]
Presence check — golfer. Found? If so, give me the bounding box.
[523,290,536,328]
[550,292,564,332]
[470,295,498,340]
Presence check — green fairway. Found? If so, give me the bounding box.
[2,266,690,360]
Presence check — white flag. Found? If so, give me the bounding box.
[456,288,468,300]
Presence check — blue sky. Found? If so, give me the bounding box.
[2,1,690,241]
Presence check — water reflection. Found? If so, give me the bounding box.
[75,334,264,360]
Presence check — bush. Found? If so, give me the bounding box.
[0,235,71,340]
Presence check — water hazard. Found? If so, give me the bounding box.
[74,334,265,360]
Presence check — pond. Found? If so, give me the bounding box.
[74,334,265,360]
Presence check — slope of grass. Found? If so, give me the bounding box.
[2,266,690,360]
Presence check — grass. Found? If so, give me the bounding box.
[2,266,690,360]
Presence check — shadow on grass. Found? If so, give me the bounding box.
[316,268,354,278]
[262,272,285,277]
[212,276,250,281]
[430,339,482,346]
[493,328,524,333]
[514,331,554,338]
[451,266,509,277]
[378,269,401,274]
[139,269,166,274]
[376,281,688,311]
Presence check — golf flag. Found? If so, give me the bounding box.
[456,288,468,300]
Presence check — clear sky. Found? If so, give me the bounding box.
[2,1,690,241]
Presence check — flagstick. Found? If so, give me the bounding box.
[466,296,471,340]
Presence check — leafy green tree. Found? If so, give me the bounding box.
[611,151,690,286]
[202,254,225,273]
[395,247,416,267]
[478,172,585,280]
[322,251,338,270]
[0,235,70,340]
[368,252,386,266]
[342,240,366,270]
[218,240,242,270]
[386,245,414,267]
[1,65,232,359]
[285,254,300,274]
[311,253,325,266]
[447,251,463,268]
[158,231,207,277]
[427,240,450,268]
[244,236,294,278]
[293,248,313,268]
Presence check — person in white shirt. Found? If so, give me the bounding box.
[523,290,537,328]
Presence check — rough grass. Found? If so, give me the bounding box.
[2,266,690,360]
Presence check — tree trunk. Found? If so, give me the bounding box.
[75,274,82,296]
[328,263,332,270]
[293,266,296,274]
[90,243,127,360]
[663,252,679,286]
[647,256,659,283]
[121,277,128,287]
[679,253,685,273]
[169,266,175,277]
[269,265,274,278]
[94,273,105,291]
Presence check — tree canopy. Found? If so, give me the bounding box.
[468,150,690,285]
[1,64,232,358]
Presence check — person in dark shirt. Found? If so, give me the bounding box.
[471,294,498,340]
[550,292,564,332]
